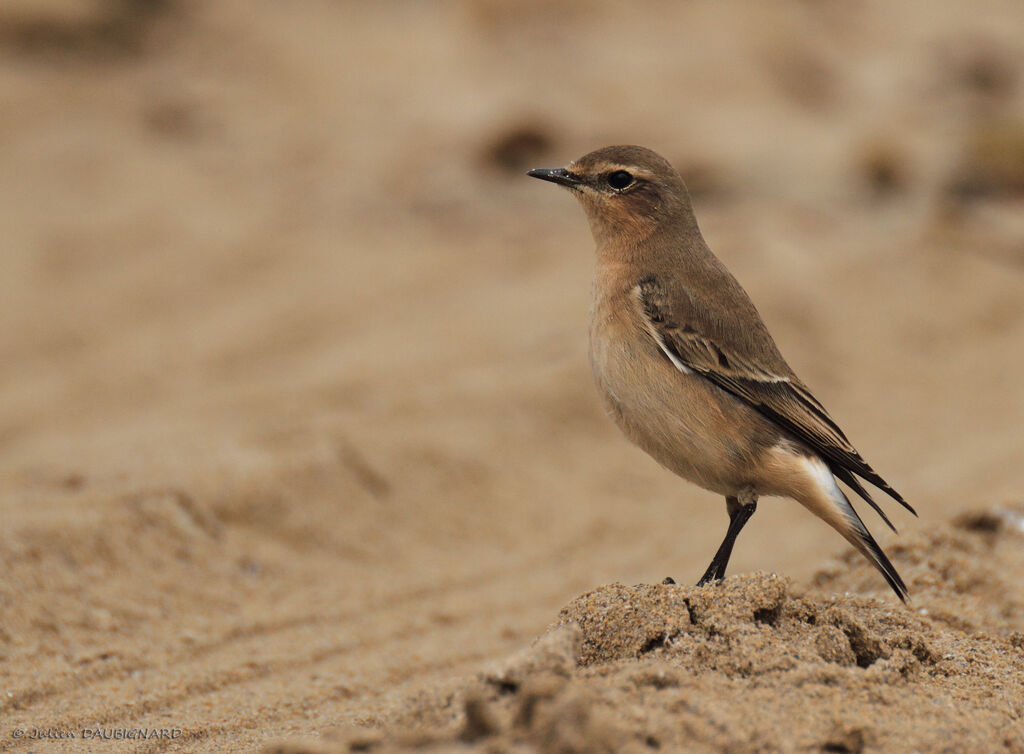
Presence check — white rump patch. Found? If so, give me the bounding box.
[802,455,843,500]
[800,454,861,531]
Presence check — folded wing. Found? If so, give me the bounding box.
[635,277,916,529]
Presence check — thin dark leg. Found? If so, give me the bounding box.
[697,496,758,586]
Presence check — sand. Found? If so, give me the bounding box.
[309,506,1023,754]
[1,1,1024,752]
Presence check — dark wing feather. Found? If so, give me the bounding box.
[636,280,916,522]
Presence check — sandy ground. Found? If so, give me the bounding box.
[1,1,1023,752]
[325,507,1024,753]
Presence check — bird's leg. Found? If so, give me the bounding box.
[696,492,758,586]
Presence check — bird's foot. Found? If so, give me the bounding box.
[695,571,724,588]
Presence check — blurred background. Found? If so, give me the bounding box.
[1,0,1023,750]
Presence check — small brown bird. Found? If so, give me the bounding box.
[528,145,915,601]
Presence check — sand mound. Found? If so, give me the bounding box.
[277,506,1024,754]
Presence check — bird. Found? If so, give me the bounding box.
[527,145,916,602]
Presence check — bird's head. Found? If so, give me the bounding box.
[528,145,695,244]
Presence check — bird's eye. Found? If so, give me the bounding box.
[606,170,634,190]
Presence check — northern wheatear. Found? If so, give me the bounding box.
[529,145,915,601]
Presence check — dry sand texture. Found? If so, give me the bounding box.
[315,507,1024,753]
[1,1,1023,752]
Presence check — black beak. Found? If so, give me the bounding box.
[527,167,582,188]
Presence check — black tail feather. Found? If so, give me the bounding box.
[855,524,909,603]
[853,465,917,518]
[831,464,897,533]
[836,489,909,603]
